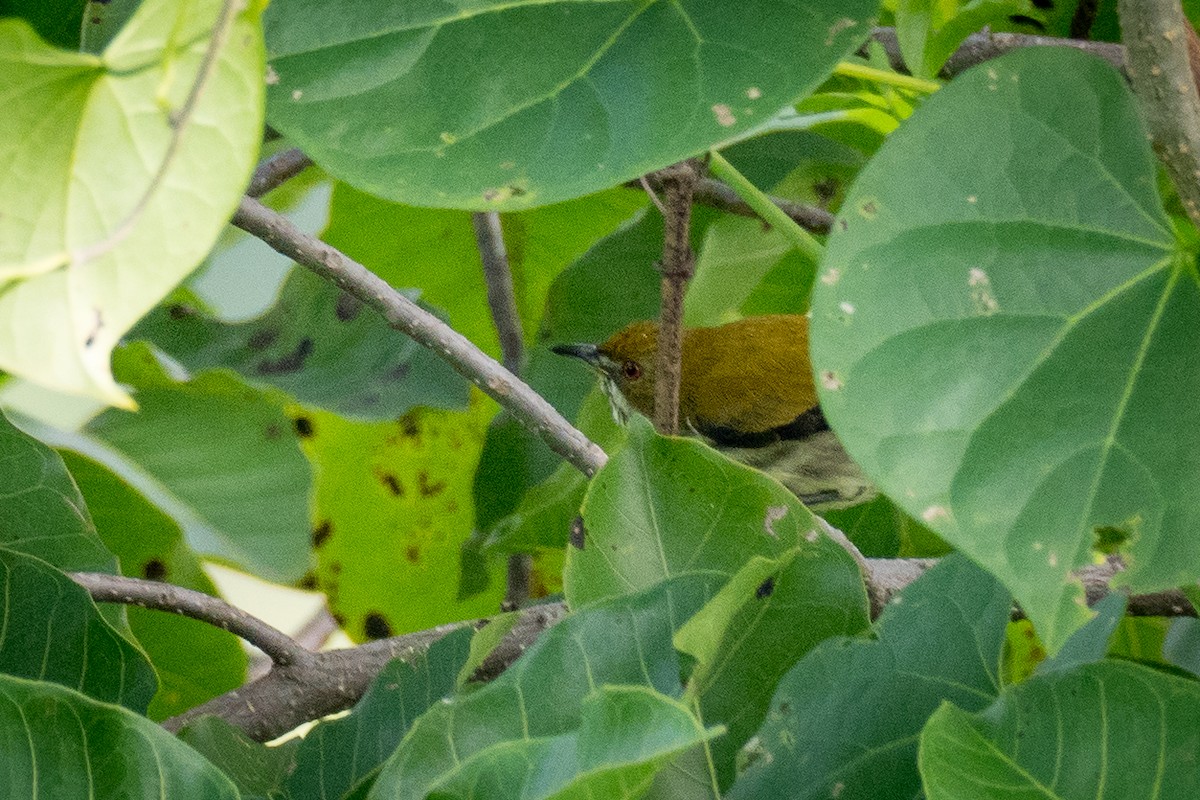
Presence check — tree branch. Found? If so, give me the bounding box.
[246,147,313,198]
[651,160,700,436]
[472,210,533,609]
[869,27,1126,78]
[230,196,608,478]
[70,572,312,668]
[635,175,835,235]
[1119,0,1200,227]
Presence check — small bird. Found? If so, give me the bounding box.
[551,314,873,509]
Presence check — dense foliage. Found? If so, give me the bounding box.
[0,0,1198,797]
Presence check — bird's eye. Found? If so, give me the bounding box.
[622,360,642,380]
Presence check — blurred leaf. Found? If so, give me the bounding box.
[565,417,859,608]
[1035,592,1125,675]
[264,0,877,210]
[0,0,263,405]
[369,575,724,799]
[0,0,85,48]
[301,398,504,640]
[286,628,474,799]
[135,268,467,420]
[0,673,238,798]
[727,555,1009,800]
[822,493,951,558]
[1165,617,1200,679]
[0,547,156,712]
[59,450,247,720]
[919,661,1200,799]
[812,47,1197,654]
[87,346,312,582]
[178,716,300,800]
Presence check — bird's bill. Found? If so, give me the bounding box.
[549,343,602,365]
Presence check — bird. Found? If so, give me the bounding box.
[551,314,873,509]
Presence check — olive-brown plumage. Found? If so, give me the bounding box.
[552,315,873,508]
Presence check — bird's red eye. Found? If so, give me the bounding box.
[622,360,642,380]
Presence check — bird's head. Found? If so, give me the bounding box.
[550,321,659,424]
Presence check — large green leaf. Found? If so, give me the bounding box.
[302,400,504,639]
[0,547,156,712]
[135,268,468,420]
[59,450,247,720]
[919,660,1200,799]
[85,348,313,582]
[0,0,264,406]
[263,0,878,210]
[727,555,1010,800]
[811,46,1198,653]
[0,673,238,799]
[368,575,724,799]
[0,0,85,48]
[565,417,861,608]
[178,716,301,800]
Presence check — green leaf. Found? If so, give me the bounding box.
[135,268,468,420]
[821,493,951,558]
[287,628,474,799]
[86,349,313,582]
[369,576,725,799]
[675,547,868,784]
[919,660,1200,799]
[565,417,860,608]
[178,716,301,800]
[727,554,1009,800]
[0,547,157,712]
[1036,592,1125,675]
[263,0,879,210]
[418,686,720,800]
[0,0,85,49]
[0,411,116,574]
[301,401,505,640]
[0,673,238,799]
[58,450,247,720]
[0,0,264,405]
[811,46,1197,654]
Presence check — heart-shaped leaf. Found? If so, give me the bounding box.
[811,47,1198,653]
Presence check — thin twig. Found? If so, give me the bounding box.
[70,572,312,668]
[650,161,700,436]
[868,27,1126,78]
[246,147,313,198]
[634,176,834,234]
[231,196,608,477]
[471,210,533,608]
[1119,0,1200,227]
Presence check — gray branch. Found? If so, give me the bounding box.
[246,147,313,198]
[869,27,1126,78]
[231,196,608,478]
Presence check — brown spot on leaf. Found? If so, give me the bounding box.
[328,561,342,575]
[264,423,281,439]
[363,612,392,640]
[381,473,403,496]
[406,545,420,563]
[417,472,446,497]
[398,412,420,439]
[294,416,314,437]
[247,328,279,351]
[142,559,167,581]
[756,576,776,599]
[312,520,332,548]
[335,292,362,321]
[446,500,458,514]
[257,337,314,375]
[332,612,346,627]
[297,572,319,590]
[168,304,197,320]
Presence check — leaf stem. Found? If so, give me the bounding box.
[834,61,941,93]
[706,151,826,265]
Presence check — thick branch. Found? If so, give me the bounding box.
[231,196,607,477]
[651,161,700,436]
[71,572,311,668]
[1119,0,1200,226]
[164,603,568,741]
